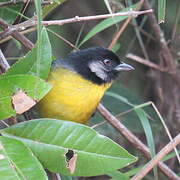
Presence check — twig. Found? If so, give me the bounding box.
[91,120,106,129]
[47,28,79,51]
[0,120,9,127]
[131,17,150,61]
[126,53,166,72]
[143,0,176,71]
[0,10,153,46]
[18,0,31,23]
[12,9,153,31]
[0,0,53,7]
[108,17,132,49]
[130,23,156,41]
[0,27,36,44]
[0,19,34,50]
[97,103,180,180]
[0,49,10,73]
[131,133,180,180]
[151,103,180,164]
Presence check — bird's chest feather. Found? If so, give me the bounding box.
[39,68,111,123]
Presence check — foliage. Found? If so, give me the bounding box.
[0,0,179,180]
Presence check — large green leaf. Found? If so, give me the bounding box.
[0,136,47,180]
[0,75,52,120]
[78,3,140,47]
[6,27,52,80]
[1,119,137,176]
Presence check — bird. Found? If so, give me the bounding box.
[38,47,134,124]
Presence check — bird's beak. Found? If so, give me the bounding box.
[114,62,134,71]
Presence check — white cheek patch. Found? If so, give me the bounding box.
[89,61,108,81]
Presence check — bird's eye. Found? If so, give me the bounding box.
[103,59,112,66]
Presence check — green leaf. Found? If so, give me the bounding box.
[108,171,129,180]
[124,166,142,176]
[105,89,156,159]
[0,136,47,180]
[102,89,158,178]
[35,0,43,79]
[108,166,143,180]
[1,119,137,176]
[106,91,134,107]
[158,0,166,23]
[97,85,143,134]
[134,109,156,157]
[0,0,23,24]
[78,3,139,47]
[134,108,158,178]
[6,27,52,80]
[0,75,52,120]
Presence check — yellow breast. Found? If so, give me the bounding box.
[38,67,111,124]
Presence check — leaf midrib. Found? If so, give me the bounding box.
[1,133,133,161]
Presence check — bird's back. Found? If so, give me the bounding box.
[39,64,111,124]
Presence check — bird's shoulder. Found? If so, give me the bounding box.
[52,59,75,72]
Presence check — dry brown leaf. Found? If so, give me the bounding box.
[12,90,36,114]
[66,153,77,174]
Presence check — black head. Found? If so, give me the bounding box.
[63,47,134,85]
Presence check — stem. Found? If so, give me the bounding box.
[131,134,180,180]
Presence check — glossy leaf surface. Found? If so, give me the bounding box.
[0,136,47,180]
[0,75,51,120]
[1,119,137,176]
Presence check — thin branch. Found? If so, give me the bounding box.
[126,53,166,72]
[151,103,180,164]
[0,19,34,50]
[0,9,152,46]
[47,28,79,51]
[144,0,176,71]
[18,0,31,23]
[97,103,180,180]
[131,18,150,61]
[12,9,153,31]
[0,120,9,127]
[0,0,53,7]
[108,17,131,49]
[131,133,180,180]
[130,23,156,41]
[43,10,153,26]
[91,120,106,129]
[0,27,36,44]
[0,49,10,73]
